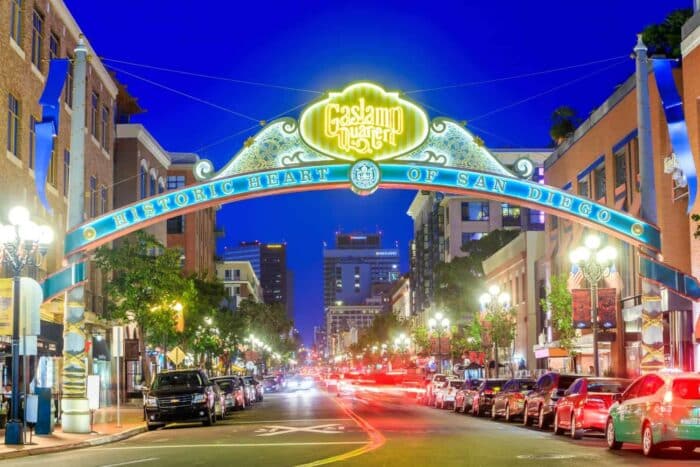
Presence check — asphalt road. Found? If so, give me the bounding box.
[14,386,700,466]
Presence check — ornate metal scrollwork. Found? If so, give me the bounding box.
[512,157,535,179]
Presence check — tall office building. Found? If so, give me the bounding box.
[323,233,400,307]
[222,241,291,317]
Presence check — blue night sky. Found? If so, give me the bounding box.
[66,0,690,344]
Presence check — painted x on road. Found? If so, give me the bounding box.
[255,423,345,436]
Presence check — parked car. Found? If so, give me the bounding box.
[490,378,536,422]
[471,379,507,417]
[606,371,700,457]
[424,374,448,406]
[523,373,579,429]
[553,377,630,439]
[434,379,464,409]
[143,369,220,430]
[454,379,482,413]
[239,376,256,405]
[244,376,264,401]
[263,376,281,393]
[211,376,247,411]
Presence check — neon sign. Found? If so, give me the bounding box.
[300,82,428,161]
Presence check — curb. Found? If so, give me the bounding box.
[0,425,147,460]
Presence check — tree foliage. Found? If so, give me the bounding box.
[642,9,693,59]
[549,106,578,145]
[94,231,187,382]
[435,229,519,322]
[541,273,576,357]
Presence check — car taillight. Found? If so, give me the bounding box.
[483,389,493,395]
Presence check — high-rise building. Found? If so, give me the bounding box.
[407,150,549,319]
[221,241,291,317]
[323,233,400,307]
[215,260,263,308]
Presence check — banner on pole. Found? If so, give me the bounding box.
[597,288,617,329]
[572,289,592,329]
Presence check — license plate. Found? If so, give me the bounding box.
[680,418,700,425]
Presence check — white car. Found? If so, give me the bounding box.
[434,379,464,409]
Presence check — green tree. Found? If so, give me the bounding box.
[94,231,187,383]
[642,9,693,59]
[411,325,431,356]
[483,303,517,377]
[541,273,577,371]
[435,229,519,321]
[549,106,578,145]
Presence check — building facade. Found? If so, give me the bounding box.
[215,260,263,307]
[325,304,383,357]
[221,241,292,318]
[166,152,217,277]
[482,232,545,373]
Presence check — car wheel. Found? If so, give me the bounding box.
[203,407,214,426]
[681,445,696,454]
[537,406,548,430]
[606,418,622,450]
[553,412,564,435]
[642,423,658,457]
[570,414,581,440]
[505,404,511,422]
[523,405,531,426]
[491,404,497,420]
[147,423,161,431]
[453,401,460,413]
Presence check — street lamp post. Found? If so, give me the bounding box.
[0,207,53,445]
[394,334,411,368]
[428,312,450,374]
[479,286,511,378]
[569,234,616,377]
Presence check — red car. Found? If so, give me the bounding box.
[553,377,630,439]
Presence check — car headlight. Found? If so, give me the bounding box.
[145,396,158,408]
[192,393,206,404]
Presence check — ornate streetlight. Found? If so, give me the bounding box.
[0,206,53,445]
[394,333,411,368]
[479,285,511,378]
[569,234,616,377]
[428,312,450,374]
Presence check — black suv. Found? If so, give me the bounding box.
[144,369,219,430]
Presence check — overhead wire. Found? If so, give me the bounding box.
[100,57,322,94]
[105,64,263,123]
[467,58,629,122]
[405,55,629,94]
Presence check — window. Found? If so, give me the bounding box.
[7,93,20,157]
[167,216,185,234]
[638,375,664,397]
[49,32,59,60]
[29,116,36,168]
[10,0,22,44]
[614,149,626,187]
[90,92,99,138]
[501,204,521,227]
[593,164,606,200]
[224,269,232,280]
[63,150,70,196]
[89,176,97,217]
[65,56,74,106]
[149,174,156,196]
[578,176,590,198]
[101,105,109,149]
[140,165,147,199]
[100,186,107,214]
[31,9,43,70]
[233,269,241,280]
[528,209,544,226]
[167,175,186,190]
[47,151,57,186]
[623,377,644,401]
[461,202,489,221]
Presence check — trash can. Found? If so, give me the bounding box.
[35,387,54,435]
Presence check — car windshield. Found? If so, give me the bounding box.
[484,380,506,389]
[557,376,578,390]
[587,379,629,393]
[518,381,536,391]
[672,378,700,399]
[152,372,202,389]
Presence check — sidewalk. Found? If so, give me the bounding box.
[0,405,145,460]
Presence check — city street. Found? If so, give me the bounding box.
[9,386,700,466]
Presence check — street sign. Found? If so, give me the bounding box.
[111,326,124,358]
[167,346,185,366]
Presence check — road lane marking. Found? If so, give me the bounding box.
[255,424,345,436]
[227,418,352,424]
[295,394,386,467]
[99,458,159,467]
[93,442,367,450]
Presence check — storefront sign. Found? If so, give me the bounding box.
[124,338,140,361]
[572,289,591,329]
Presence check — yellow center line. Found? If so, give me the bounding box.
[295,393,386,467]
